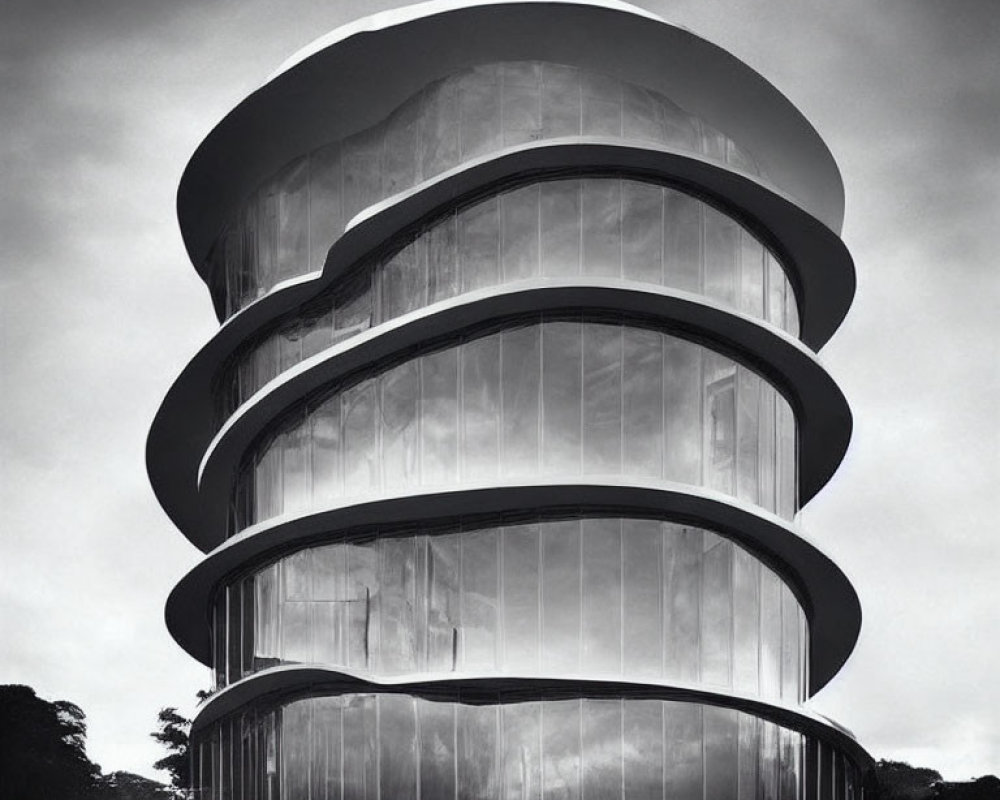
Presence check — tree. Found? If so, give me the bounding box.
[874,760,1000,800]
[150,688,213,797]
[0,684,103,800]
[935,775,1000,800]
[151,707,192,794]
[96,771,173,800]
[875,760,944,799]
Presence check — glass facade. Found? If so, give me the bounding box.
[230,319,797,534]
[210,518,808,702]
[192,694,865,800]
[164,11,871,797]
[207,61,768,319]
[216,176,799,427]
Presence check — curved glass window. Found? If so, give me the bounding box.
[210,518,808,703]
[207,61,768,318]
[230,319,798,533]
[192,694,865,800]
[216,176,799,425]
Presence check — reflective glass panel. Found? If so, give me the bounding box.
[219,177,799,426]
[195,696,830,800]
[215,518,807,704]
[234,321,797,526]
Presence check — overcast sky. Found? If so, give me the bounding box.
[1,0,997,784]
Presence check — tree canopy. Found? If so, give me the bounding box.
[97,771,173,800]
[875,760,1000,800]
[0,684,103,799]
[0,684,171,800]
[150,706,192,792]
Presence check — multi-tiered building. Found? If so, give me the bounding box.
[149,1,872,797]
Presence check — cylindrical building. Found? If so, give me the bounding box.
[148,2,873,797]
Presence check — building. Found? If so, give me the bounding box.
[148,1,873,797]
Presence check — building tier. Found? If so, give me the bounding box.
[148,2,872,798]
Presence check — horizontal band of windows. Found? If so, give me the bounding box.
[208,517,807,704]
[165,482,861,695]
[151,144,854,551]
[178,1,848,296]
[226,319,797,536]
[187,672,873,798]
[205,61,766,319]
[216,175,799,428]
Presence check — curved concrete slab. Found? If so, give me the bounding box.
[165,481,862,695]
[196,283,851,541]
[149,142,855,548]
[177,0,846,283]
[188,663,874,771]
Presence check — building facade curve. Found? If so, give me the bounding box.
[149,2,873,797]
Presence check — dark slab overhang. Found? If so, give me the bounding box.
[165,482,862,696]
[188,663,874,772]
[149,143,854,552]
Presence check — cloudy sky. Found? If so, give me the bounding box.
[2,0,997,784]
